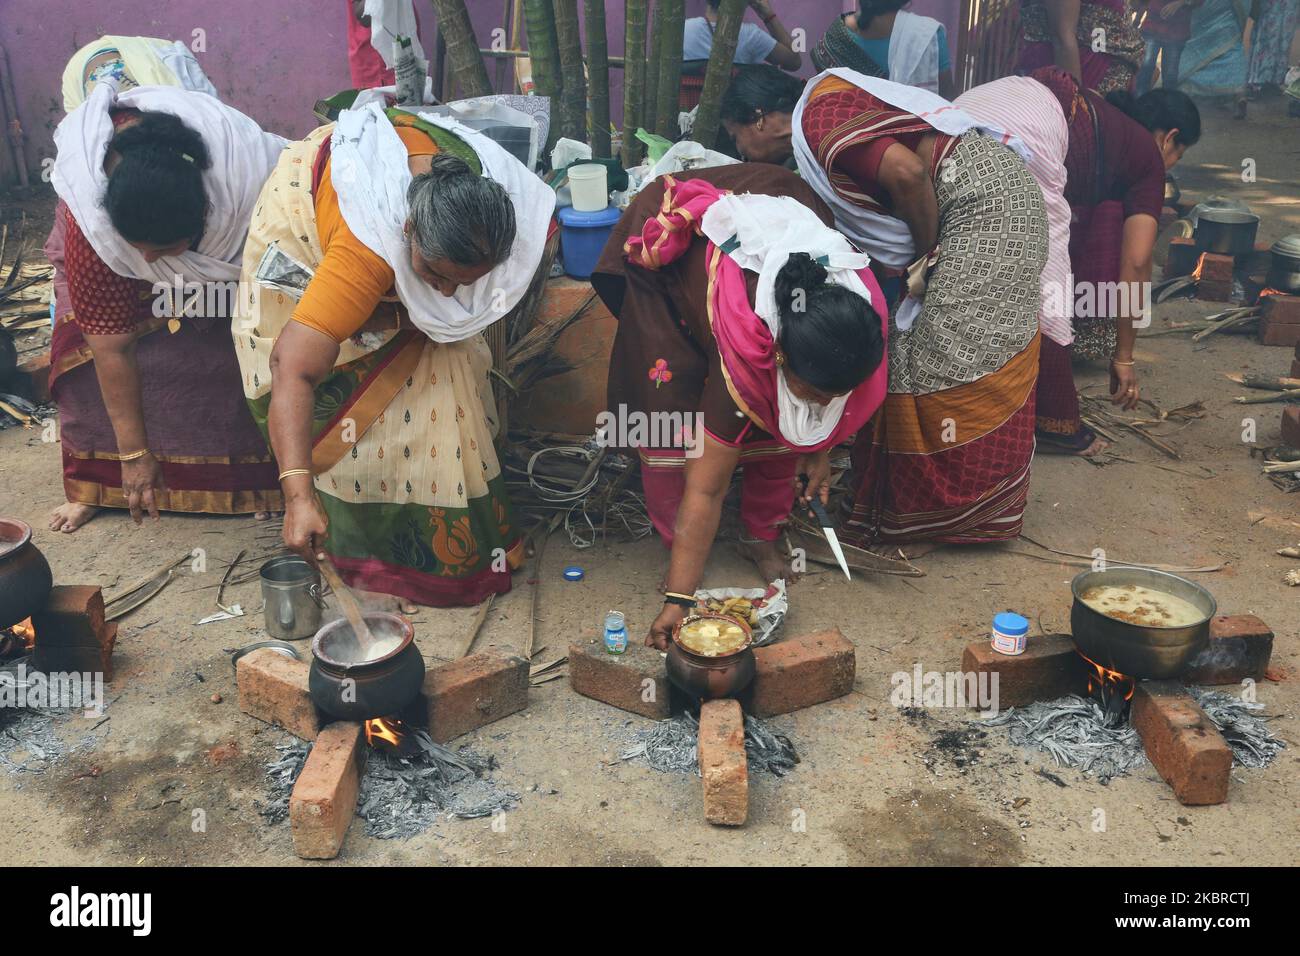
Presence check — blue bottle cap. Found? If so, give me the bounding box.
[993,612,1029,636]
[562,566,585,582]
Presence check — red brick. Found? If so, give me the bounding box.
[1180,615,1273,685]
[290,721,364,859]
[31,585,106,647]
[568,639,672,719]
[745,628,855,718]
[236,648,321,740]
[32,622,116,681]
[1198,252,1235,283]
[1166,237,1198,277]
[960,634,1088,708]
[1258,294,1300,346]
[1282,406,1300,448]
[15,352,51,403]
[1258,296,1300,346]
[1131,681,1232,805]
[699,699,747,826]
[1196,279,1233,303]
[421,652,528,743]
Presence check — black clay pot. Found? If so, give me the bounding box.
[0,518,53,629]
[308,611,425,721]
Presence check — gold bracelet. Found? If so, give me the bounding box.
[117,448,150,462]
[278,468,313,482]
[663,591,697,603]
[1112,359,1136,367]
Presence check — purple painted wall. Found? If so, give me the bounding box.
[1,1,960,182]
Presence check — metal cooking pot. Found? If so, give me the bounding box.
[308,611,425,720]
[1266,234,1300,294]
[1070,566,1215,680]
[666,613,755,701]
[259,554,325,641]
[1194,209,1260,258]
[0,518,53,630]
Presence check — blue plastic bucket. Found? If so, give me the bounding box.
[557,205,622,280]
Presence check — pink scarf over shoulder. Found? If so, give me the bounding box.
[625,176,888,452]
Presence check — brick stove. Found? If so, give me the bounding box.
[569,627,857,825]
[236,646,529,859]
[0,585,119,682]
[961,615,1275,806]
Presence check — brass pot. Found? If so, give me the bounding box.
[665,613,755,701]
[1070,567,1215,680]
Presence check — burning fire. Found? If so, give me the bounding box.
[1078,652,1135,726]
[1190,254,1206,282]
[1257,287,1285,300]
[0,618,34,659]
[364,716,407,752]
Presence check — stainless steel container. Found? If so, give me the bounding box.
[1194,209,1260,258]
[259,555,325,641]
[1266,234,1300,294]
[1070,566,1215,680]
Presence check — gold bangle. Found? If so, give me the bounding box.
[278,468,313,482]
[117,448,150,462]
[663,591,696,603]
[1111,359,1136,367]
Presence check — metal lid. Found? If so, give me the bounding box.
[1271,234,1300,258]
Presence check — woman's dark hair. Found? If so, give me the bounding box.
[103,111,211,246]
[720,64,804,125]
[858,1,911,25]
[407,153,515,268]
[774,253,885,394]
[1106,89,1201,146]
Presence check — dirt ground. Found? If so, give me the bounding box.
[1,99,1297,868]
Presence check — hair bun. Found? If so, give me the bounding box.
[424,152,475,183]
[110,111,212,170]
[774,252,829,319]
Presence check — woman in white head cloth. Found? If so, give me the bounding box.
[233,103,554,608]
[44,78,285,534]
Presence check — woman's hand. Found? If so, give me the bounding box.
[1110,360,1141,411]
[121,454,164,524]
[647,602,687,651]
[795,449,832,510]
[283,493,328,564]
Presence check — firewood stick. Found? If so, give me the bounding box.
[1226,372,1300,391]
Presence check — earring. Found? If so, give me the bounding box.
[774,350,785,367]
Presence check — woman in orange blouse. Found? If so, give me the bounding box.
[234,108,554,607]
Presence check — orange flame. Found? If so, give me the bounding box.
[364,716,405,750]
[1257,287,1286,300]
[1190,254,1206,282]
[1078,651,1135,702]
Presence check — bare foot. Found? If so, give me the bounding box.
[1079,435,1110,458]
[738,538,792,583]
[49,502,99,533]
[254,511,284,521]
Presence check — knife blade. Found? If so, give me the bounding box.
[798,474,852,581]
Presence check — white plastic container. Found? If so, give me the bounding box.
[568,162,609,212]
[990,611,1030,656]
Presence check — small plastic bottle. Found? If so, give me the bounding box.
[991,611,1029,656]
[603,610,628,655]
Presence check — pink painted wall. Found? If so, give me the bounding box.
[1,1,961,183]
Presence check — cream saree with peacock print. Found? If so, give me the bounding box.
[232,125,522,607]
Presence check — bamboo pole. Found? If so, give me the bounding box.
[654,0,686,139]
[523,0,563,155]
[622,0,648,166]
[429,0,493,97]
[692,0,744,148]
[552,0,587,143]
[584,0,611,156]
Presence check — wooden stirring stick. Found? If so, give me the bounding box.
[316,555,378,656]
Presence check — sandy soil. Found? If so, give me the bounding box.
[0,99,1296,868]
